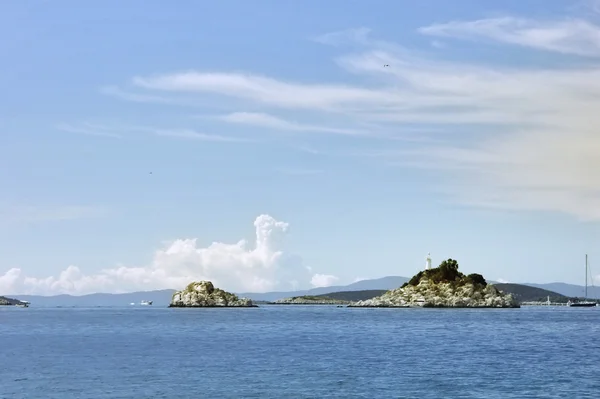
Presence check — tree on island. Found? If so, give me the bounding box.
[401,258,488,288]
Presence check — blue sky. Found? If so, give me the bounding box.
[2,0,600,295]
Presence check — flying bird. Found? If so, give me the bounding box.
[384,64,390,67]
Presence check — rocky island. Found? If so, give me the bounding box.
[0,296,28,306]
[350,258,519,308]
[169,281,257,308]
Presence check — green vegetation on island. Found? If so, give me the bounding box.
[402,258,487,289]
[169,281,257,307]
[351,259,519,308]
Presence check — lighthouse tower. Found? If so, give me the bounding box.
[425,253,432,270]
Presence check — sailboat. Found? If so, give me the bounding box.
[567,254,598,307]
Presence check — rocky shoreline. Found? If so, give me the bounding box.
[169,281,257,308]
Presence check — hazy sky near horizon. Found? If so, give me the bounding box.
[2,0,600,295]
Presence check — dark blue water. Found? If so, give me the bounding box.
[1,306,599,398]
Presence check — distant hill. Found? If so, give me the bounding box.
[315,290,388,302]
[493,283,568,303]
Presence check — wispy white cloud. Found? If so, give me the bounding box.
[100,85,178,105]
[100,13,600,221]
[418,17,600,57]
[146,128,253,143]
[132,71,399,111]
[219,112,366,135]
[311,27,372,47]
[57,123,251,143]
[99,85,236,111]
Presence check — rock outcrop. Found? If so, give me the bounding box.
[350,259,519,308]
[271,296,349,305]
[169,281,256,308]
[0,296,27,306]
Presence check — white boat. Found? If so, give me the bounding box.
[140,300,153,306]
[15,301,29,308]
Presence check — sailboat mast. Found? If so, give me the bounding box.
[585,254,588,299]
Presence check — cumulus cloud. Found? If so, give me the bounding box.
[99,11,600,221]
[0,268,21,293]
[1,215,333,296]
[310,274,340,288]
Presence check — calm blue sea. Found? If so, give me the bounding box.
[1,305,599,398]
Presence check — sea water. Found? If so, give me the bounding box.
[1,305,599,398]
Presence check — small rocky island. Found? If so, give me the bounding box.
[0,296,28,307]
[169,281,256,308]
[350,258,519,308]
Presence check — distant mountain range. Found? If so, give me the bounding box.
[6,276,599,307]
[236,276,410,302]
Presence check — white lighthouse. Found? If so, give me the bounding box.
[425,252,432,270]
